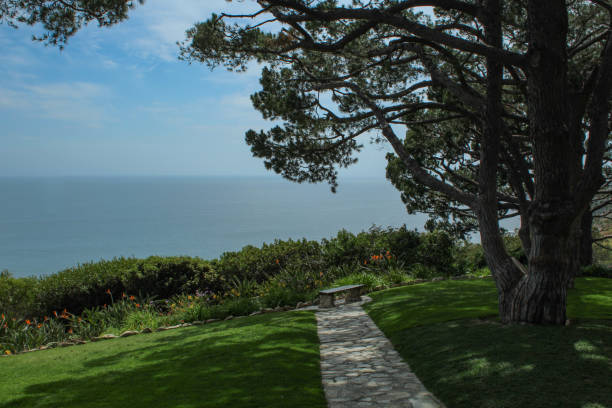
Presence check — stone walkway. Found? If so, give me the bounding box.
[315,297,444,408]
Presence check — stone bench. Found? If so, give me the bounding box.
[319,284,365,308]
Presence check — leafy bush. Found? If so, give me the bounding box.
[34,256,223,317]
[121,309,174,332]
[0,270,39,319]
[386,267,412,284]
[332,272,387,291]
[214,239,324,283]
[322,226,421,267]
[222,297,261,317]
[454,243,487,274]
[417,230,457,276]
[503,232,527,264]
[409,263,438,280]
[579,264,612,278]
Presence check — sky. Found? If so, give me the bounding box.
[0,0,393,179]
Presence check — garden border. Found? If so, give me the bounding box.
[2,274,493,357]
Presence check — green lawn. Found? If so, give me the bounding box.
[0,311,326,408]
[364,277,612,408]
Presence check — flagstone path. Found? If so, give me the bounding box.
[315,297,444,408]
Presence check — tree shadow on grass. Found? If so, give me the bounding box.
[366,279,500,332]
[392,319,612,408]
[2,312,326,408]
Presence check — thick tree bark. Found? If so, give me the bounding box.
[505,0,577,324]
[478,0,524,323]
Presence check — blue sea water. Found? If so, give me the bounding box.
[0,176,426,277]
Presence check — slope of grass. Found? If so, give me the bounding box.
[0,311,326,408]
[364,277,612,408]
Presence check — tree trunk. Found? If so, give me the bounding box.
[481,0,584,325]
[501,0,579,324]
[509,201,579,324]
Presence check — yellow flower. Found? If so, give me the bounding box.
[4,350,11,355]
[187,295,192,300]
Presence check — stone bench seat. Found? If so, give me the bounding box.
[319,284,365,308]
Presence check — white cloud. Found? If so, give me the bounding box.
[102,59,118,69]
[118,0,264,62]
[0,81,114,126]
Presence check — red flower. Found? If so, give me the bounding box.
[25,319,31,325]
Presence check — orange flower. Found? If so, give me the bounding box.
[67,328,73,334]
[53,311,58,317]
[105,289,111,294]
[1,313,4,320]
[37,323,43,329]
[275,259,280,264]
[122,292,126,298]
[364,260,367,265]
[129,295,135,301]
[44,316,48,321]
[135,303,140,308]
[25,319,31,325]
[103,304,107,308]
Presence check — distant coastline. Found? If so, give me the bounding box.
[0,175,425,277]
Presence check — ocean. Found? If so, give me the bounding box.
[0,176,426,278]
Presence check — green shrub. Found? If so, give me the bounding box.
[503,231,527,264]
[322,226,422,267]
[454,242,487,273]
[579,264,612,278]
[214,239,324,283]
[417,230,456,276]
[409,263,438,280]
[0,270,39,319]
[33,257,139,317]
[121,309,173,332]
[386,267,412,284]
[122,256,225,300]
[259,284,312,308]
[33,256,223,317]
[332,272,387,291]
[223,297,261,317]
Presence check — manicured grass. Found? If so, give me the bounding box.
[364,277,612,408]
[0,311,326,408]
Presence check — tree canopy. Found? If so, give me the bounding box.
[179,0,612,324]
[0,0,141,47]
